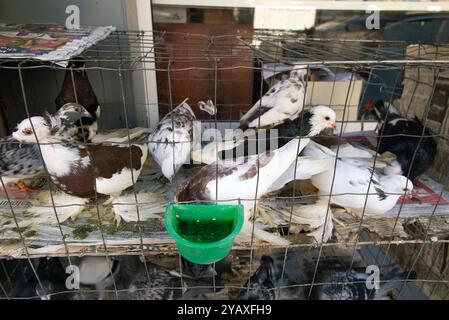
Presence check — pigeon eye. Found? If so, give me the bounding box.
[325,116,330,121]
[22,128,33,135]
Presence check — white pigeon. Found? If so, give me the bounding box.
[176,106,338,245]
[12,116,148,221]
[148,98,216,181]
[301,140,414,217]
[239,65,307,130]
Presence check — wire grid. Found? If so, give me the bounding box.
[0,30,448,300]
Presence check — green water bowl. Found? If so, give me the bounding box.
[164,204,244,264]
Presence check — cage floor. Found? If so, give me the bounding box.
[1,154,449,259]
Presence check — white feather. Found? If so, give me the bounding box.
[303,142,413,216]
[112,191,166,225]
[330,143,374,158]
[235,220,289,246]
[27,191,89,223]
[267,156,334,193]
[39,141,85,176]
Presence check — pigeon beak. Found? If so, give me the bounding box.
[331,122,338,133]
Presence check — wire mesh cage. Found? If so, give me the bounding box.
[0,29,449,300]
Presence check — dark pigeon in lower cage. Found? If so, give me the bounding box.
[237,255,282,300]
[9,257,73,300]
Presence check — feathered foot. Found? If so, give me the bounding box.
[332,215,346,227]
[111,191,166,226]
[343,207,361,219]
[306,212,334,246]
[235,221,290,246]
[103,196,115,206]
[292,199,335,245]
[29,191,89,224]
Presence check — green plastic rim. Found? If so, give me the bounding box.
[164,204,244,250]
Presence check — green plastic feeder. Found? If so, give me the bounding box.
[164,204,244,264]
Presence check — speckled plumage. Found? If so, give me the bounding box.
[149,98,216,181]
[239,66,307,130]
[0,136,43,185]
[149,99,196,181]
[309,267,416,300]
[55,102,98,142]
[123,265,186,300]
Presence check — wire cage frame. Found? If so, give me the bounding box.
[0,29,449,300]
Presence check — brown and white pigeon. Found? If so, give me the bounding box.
[0,104,95,199]
[12,115,147,220]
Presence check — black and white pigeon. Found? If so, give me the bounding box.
[55,102,98,142]
[0,104,95,198]
[9,257,73,300]
[55,57,100,142]
[309,266,416,300]
[366,99,437,179]
[239,65,307,131]
[78,256,120,300]
[177,106,338,245]
[237,255,281,300]
[148,98,216,181]
[12,115,148,220]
